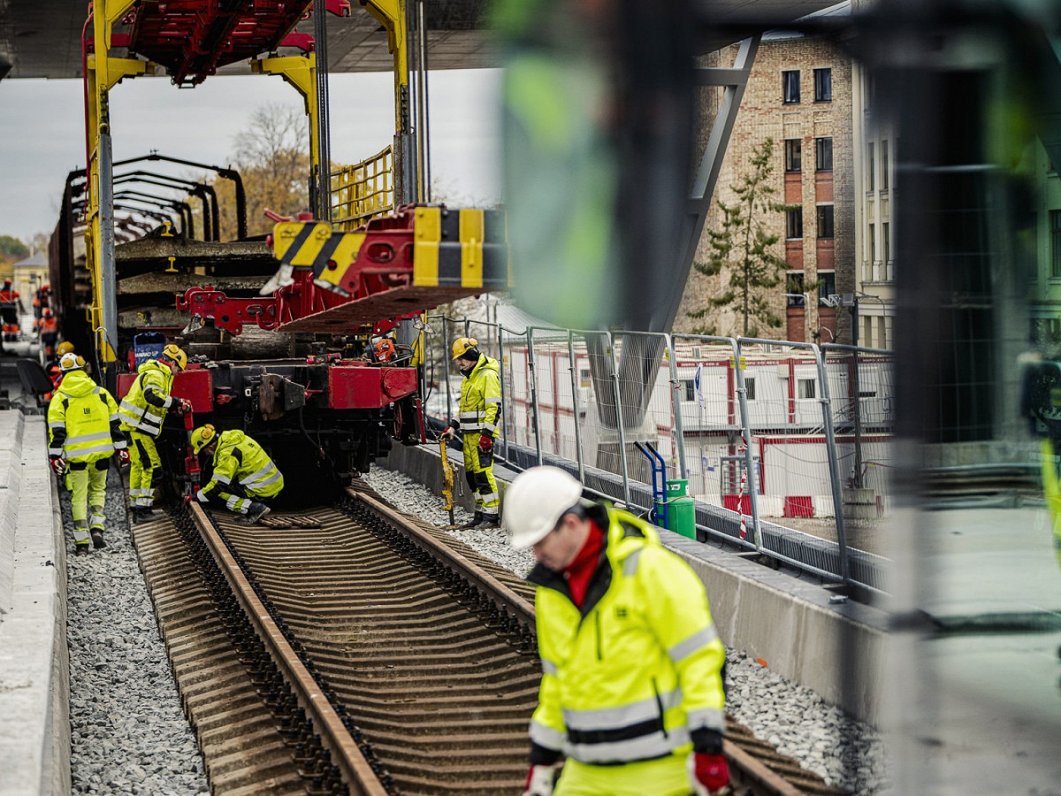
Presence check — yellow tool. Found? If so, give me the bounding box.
[440,435,455,527]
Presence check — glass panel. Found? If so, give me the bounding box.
[783,70,800,103]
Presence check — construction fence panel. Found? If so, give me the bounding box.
[822,344,895,522]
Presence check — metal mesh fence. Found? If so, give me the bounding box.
[424,316,894,590]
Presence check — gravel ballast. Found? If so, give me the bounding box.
[362,467,892,795]
[63,469,208,796]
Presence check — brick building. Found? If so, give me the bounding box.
[678,27,855,343]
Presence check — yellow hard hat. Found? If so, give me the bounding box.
[56,341,75,357]
[451,337,479,360]
[58,353,86,373]
[161,343,188,370]
[190,424,217,455]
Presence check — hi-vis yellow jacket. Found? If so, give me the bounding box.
[47,370,128,463]
[197,430,284,502]
[458,353,502,439]
[118,359,174,437]
[527,506,726,766]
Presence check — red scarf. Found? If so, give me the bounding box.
[563,521,605,608]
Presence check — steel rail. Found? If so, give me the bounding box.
[350,489,536,628]
[187,503,388,796]
[345,490,842,796]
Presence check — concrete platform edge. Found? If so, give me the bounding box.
[0,411,71,795]
[383,442,885,725]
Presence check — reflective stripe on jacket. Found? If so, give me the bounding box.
[527,506,726,766]
[47,370,128,463]
[458,353,502,436]
[118,359,173,437]
[198,430,284,501]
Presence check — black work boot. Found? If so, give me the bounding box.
[480,514,501,529]
[90,529,106,549]
[457,511,484,530]
[241,502,271,525]
[74,544,90,556]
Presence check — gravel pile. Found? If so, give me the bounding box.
[63,469,208,796]
[363,467,892,795]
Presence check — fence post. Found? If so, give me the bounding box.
[665,334,688,480]
[609,333,632,507]
[567,331,586,482]
[442,316,453,423]
[527,327,543,465]
[498,323,508,461]
[733,338,763,551]
[813,343,851,587]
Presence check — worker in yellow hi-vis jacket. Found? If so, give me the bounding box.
[442,337,502,529]
[48,353,129,555]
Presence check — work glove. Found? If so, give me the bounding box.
[478,434,493,453]
[688,752,731,796]
[521,763,560,796]
[441,426,457,441]
[49,456,67,476]
[174,398,193,415]
[116,449,130,466]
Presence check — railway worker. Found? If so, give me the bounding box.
[505,466,730,796]
[0,277,22,325]
[189,424,282,524]
[47,352,130,555]
[442,337,502,529]
[39,307,59,358]
[118,343,191,520]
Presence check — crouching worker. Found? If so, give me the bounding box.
[48,353,130,555]
[506,466,730,796]
[189,424,283,524]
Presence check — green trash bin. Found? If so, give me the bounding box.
[655,479,696,539]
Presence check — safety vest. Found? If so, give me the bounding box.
[0,288,18,304]
[458,354,502,437]
[47,371,126,463]
[199,430,284,500]
[40,316,58,334]
[119,359,174,437]
[527,506,727,766]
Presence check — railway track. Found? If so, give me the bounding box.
[131,482,847,795]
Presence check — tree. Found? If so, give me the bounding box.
[210,103,311,239]
[688,137,792,337]
[0,235,29,261]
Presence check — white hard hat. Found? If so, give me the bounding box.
[504,466,585,550]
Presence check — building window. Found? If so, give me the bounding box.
[814,68,832,102]
[881,140,890,191]
[816,137,833,171]
[817,271,836,304]
[785,139,802,172]
[745,378,757,401]
[580,368,591,388]
[798,378,816,399]
[683,380,695,401]
[869,223,876,263]
[1052,210,1061,278]
[817,205,835,238]
[783,70,800,104]
[787,272,805,306]
[867,142,875,191]
[786,208,803,239]
[882,222,890,266]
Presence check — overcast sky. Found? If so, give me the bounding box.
[0,68,501,243]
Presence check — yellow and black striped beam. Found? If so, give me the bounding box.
[413,206,509,291]
[272,221,367,290]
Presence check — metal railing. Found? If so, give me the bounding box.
[425,315,895,593]
[329,147,394,230]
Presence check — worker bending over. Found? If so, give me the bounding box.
[118,344,191,520]
[47,353,129,554]
[506,466,730,796]
[443,336,502,528]
[190,424,283,524]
